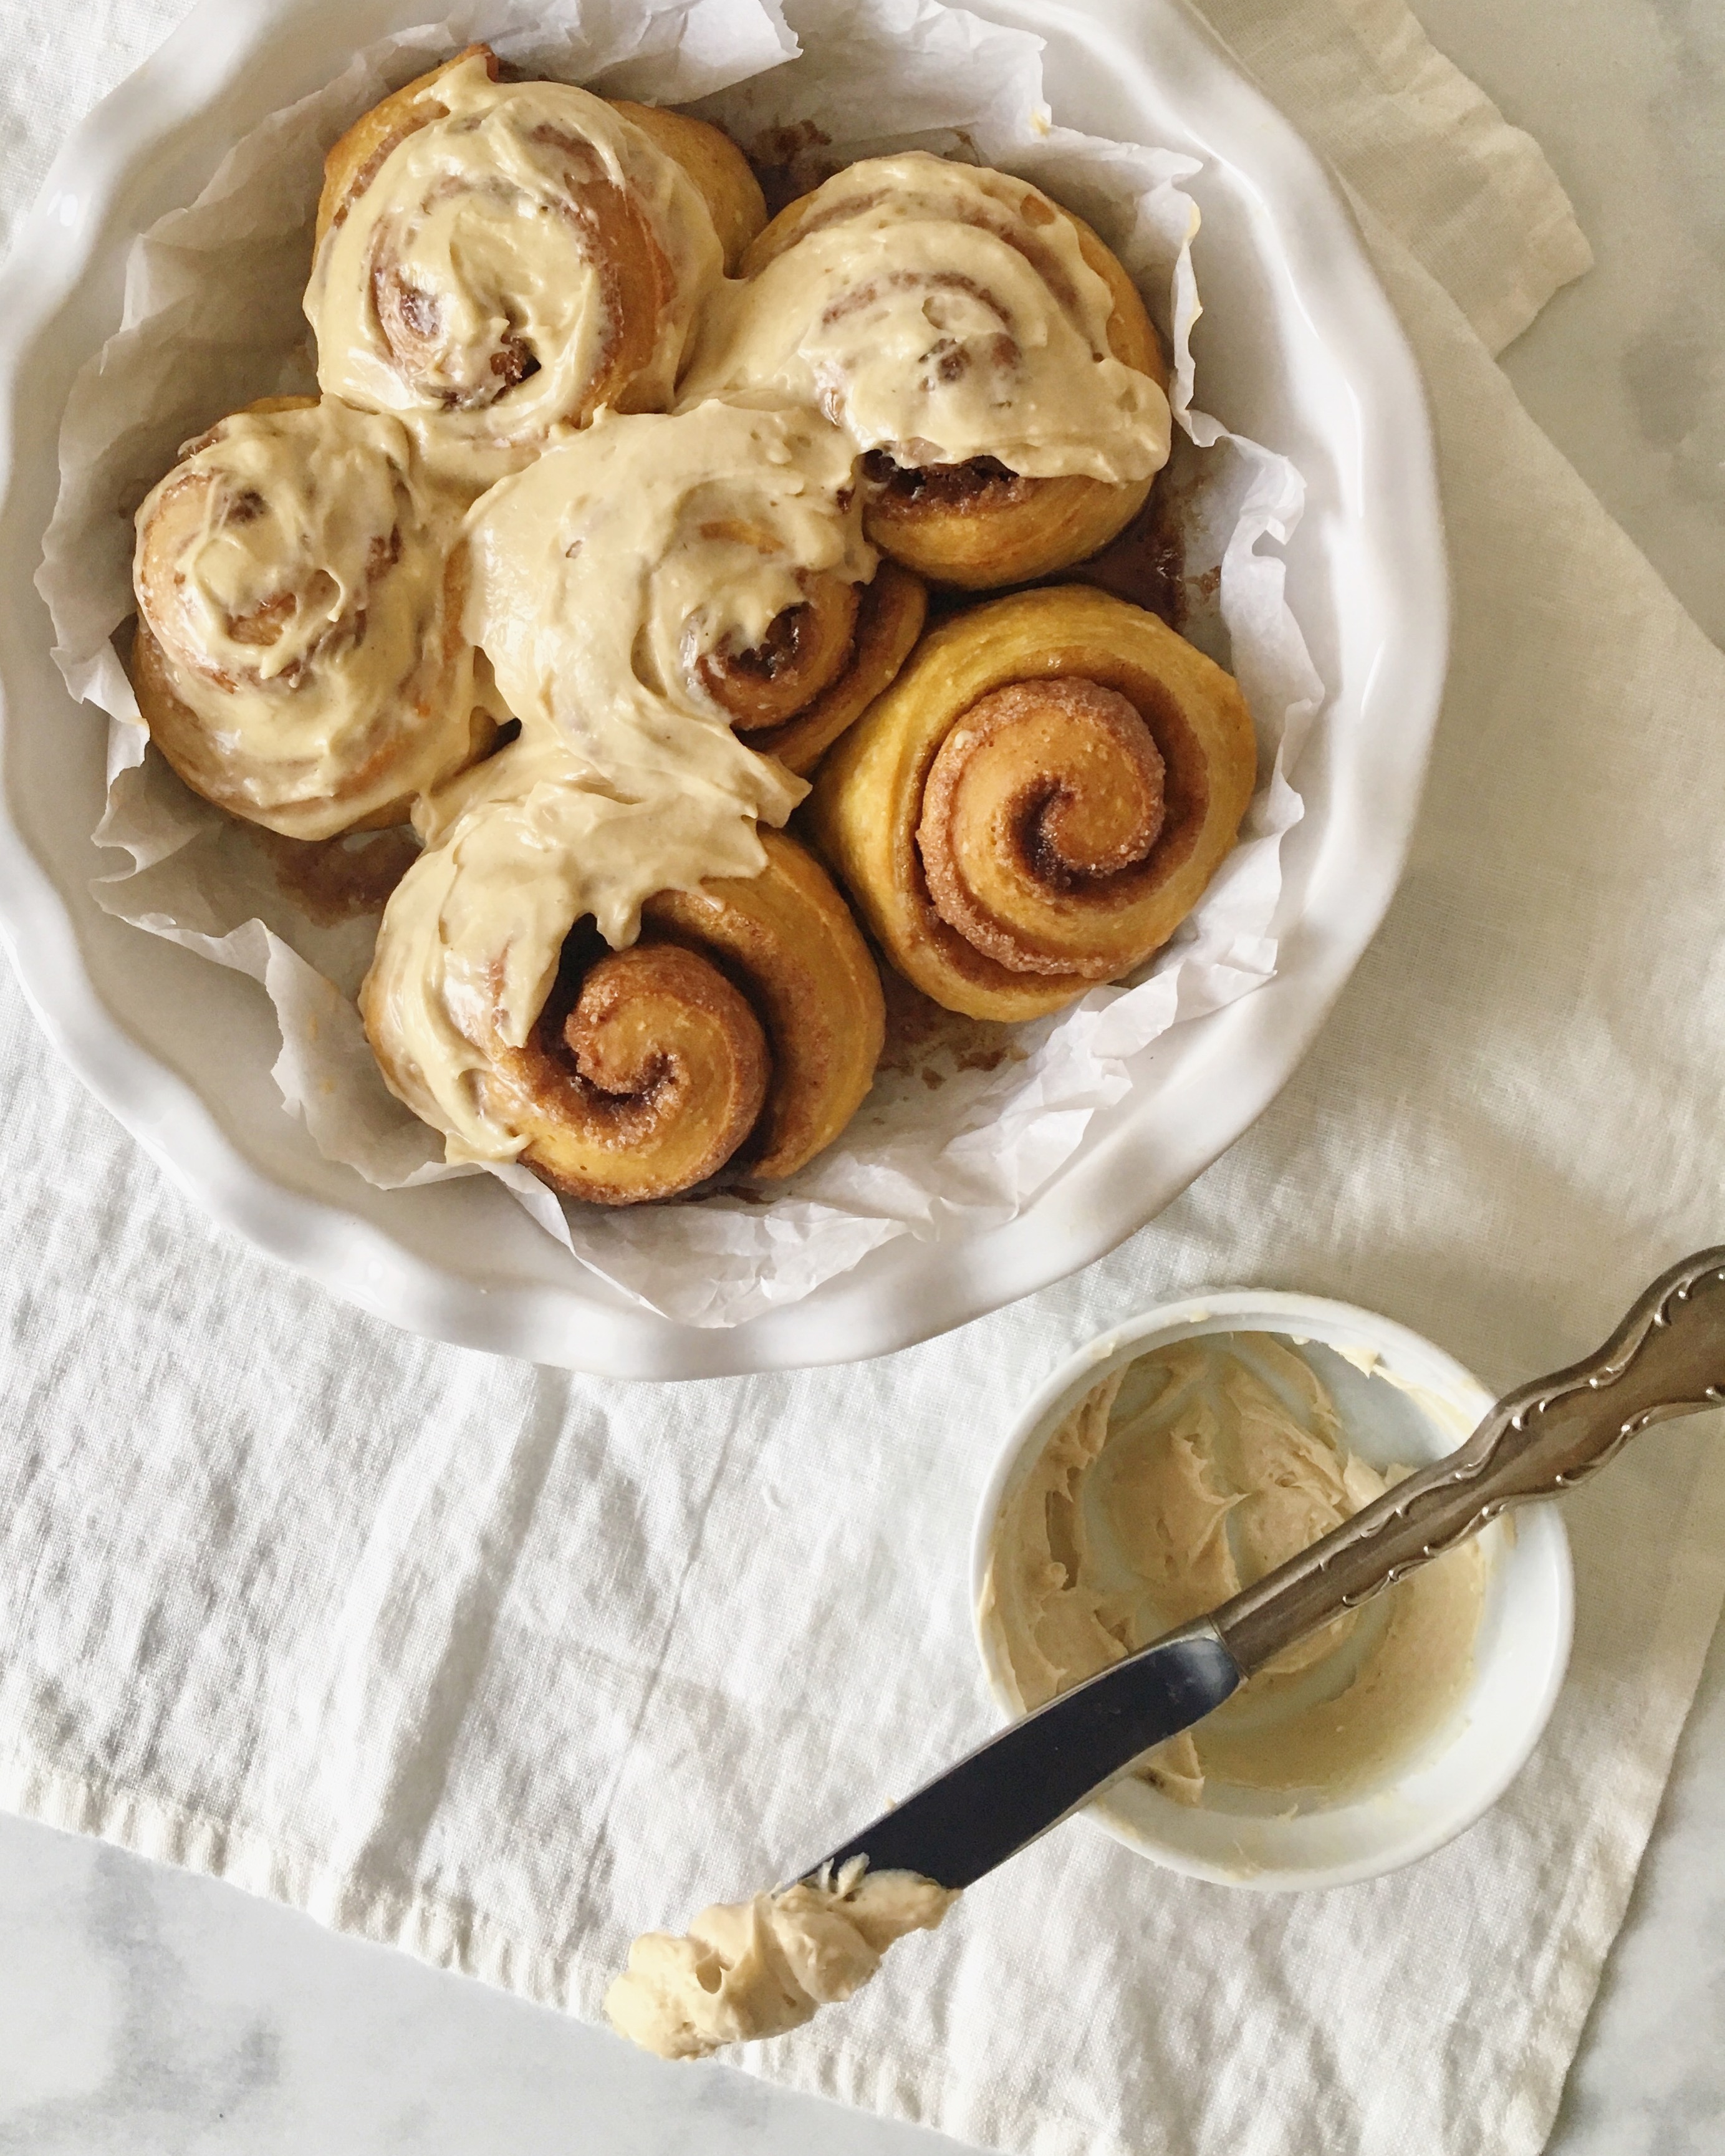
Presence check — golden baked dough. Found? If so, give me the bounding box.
[697,557,926,777]
[362,813,883,1206]
[807,585,1257,1020]
[610,98,766,274]
[494,936,772,1205]
[305,47,739,482]
[130,394,488,840]
[681,152,1171,588]
[641,826,885,1181]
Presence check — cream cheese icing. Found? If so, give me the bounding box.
[132,397,476,837]
[606,1860,956,2059]
[678,152,1171,483]
[461,398,868,794]
[359,723,785,1163]
[981,1334,1486,1807]
[362,400,884,1166]
[304,55,723,486]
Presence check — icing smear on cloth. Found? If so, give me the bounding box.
[35,0,1325,1327]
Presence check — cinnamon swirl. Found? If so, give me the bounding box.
[463,399,923,781]
[362,734,883,1203]
[130,395,487,840]
[679,153,1171,587]
[306,48,752,486]
[806,585,1257,1020]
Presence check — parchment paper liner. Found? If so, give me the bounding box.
[37,0,1323,1327]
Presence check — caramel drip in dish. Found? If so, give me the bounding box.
[305,52,724,487]
[679,152,1171,484]
[131,397,481,840]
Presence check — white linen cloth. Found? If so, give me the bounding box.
[1,5,1723,2155]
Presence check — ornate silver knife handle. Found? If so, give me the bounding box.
[1214,1248,1725,1677]
[794,1249,1725,1896]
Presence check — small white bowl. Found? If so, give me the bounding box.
[971,1289,1574,1890]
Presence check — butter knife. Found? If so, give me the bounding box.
[800,1247,1725,1892]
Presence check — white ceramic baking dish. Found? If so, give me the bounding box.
[0,0,1448,1376]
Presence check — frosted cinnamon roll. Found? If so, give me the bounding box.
[807,586,1257,1021]
[610,99,766,275]
[130,395,487,840]
[464,399,923,780]
[362,734,883,1203]
[306,47,756,488]
[678,153,1171,588]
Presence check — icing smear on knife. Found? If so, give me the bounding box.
[606,1859,955,2058]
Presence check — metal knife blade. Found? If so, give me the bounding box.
[796,1620,1241,1892]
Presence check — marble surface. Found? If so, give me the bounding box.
[1418,0,1725,652]
[1,1,1723,2150]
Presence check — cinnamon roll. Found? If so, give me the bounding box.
[608,99,767,274]
[463,399,923,781]
[679,153,1171,588]
[362,734,883,1203]
[306,47,757,486]
[806,585,1257,1021]
[130,395,487,840]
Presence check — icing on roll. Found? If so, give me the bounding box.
[463,399,896,788]
[683,153,1168,478]
[130,396,485,840]
[362,747,883,1201]
[807,585,1258,1021]
[363,400,896,1200]
[361,400,932,1196]
[359,724,778,1168]
[305,50,728,486]
[609,97,767,276]
[678,153,1172,585]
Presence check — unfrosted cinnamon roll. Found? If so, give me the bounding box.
[679,153,1171,588]
[464,399,923,780]
[362,733,883,1204]
[130,395,488,840]
[305,47,759,487]
[807,586,1257,1021]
